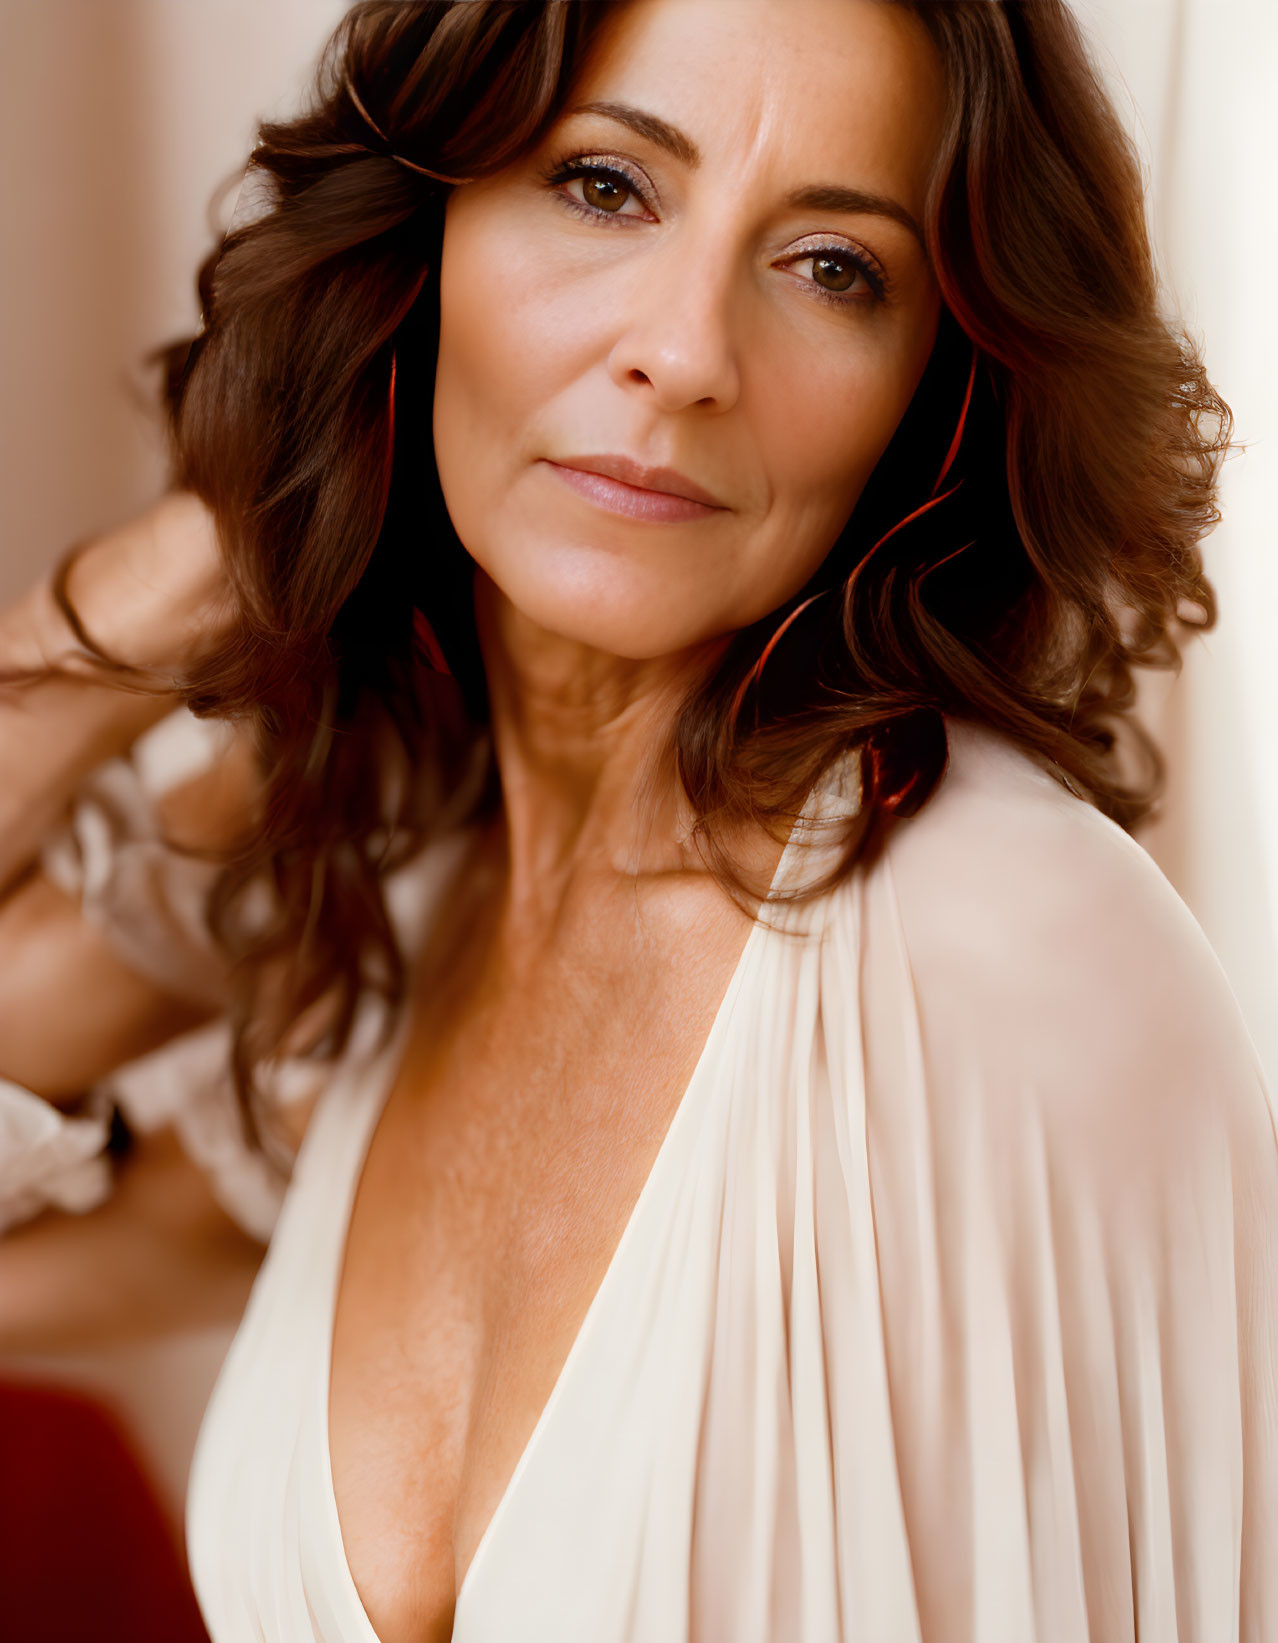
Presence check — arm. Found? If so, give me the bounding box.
[0,1121,267,1357]
[0,872,212,1109]
[0,488,240,1101]
[0,488,230,898]
[0,493,325,1265]
[0,721,260,1106]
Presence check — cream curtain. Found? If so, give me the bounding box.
[1076,0,1278,1092]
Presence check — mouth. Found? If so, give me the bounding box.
[543,453,727,523]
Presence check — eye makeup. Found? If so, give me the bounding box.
[779,239,892,306]
[543,152,655,218]
[538,150,894,308]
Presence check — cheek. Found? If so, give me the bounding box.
[432,205,669,651]
[434,201,590,464]
[757,324,932,540]
[434,229,520,480]
[736,304,941,608]
[431,198,613,585]
[430,184,942,657]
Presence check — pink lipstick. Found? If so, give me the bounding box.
[543,454,726,523]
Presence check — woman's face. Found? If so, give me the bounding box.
[433,0,946,661]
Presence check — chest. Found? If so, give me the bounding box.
[327,898,756,1643]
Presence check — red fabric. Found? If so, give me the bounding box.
[0,1377,210,1643]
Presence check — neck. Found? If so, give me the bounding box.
[471,569,729,924]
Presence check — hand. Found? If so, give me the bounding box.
[11,490,235,679]
[0,491,238,894]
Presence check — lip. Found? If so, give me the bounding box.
[544,453,727,523]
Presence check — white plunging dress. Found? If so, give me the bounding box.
[4,714,1277,1640]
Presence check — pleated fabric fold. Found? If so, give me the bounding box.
[187,716,1278,1642]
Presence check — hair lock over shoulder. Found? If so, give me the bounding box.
[119,0,1232,1156]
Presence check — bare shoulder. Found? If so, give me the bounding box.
[876,715,1275,1182]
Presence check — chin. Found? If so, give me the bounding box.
[482,540,727,662]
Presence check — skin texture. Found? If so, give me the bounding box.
[323,7,952,1643]
[432,0,945,900]
[436,0,944,657]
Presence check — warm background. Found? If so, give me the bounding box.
[1,0,1275,1631]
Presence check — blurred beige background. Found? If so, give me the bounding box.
[1,0,346,605]
[1,0,1276,1546]
[1072,0,1278,1102]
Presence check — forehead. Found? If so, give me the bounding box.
[566,0,947,205]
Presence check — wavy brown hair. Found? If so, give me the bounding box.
[119,0,1230,1151]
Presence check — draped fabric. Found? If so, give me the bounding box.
[180,717,1278,1642]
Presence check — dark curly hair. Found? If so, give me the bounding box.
[122,0,1229,1152]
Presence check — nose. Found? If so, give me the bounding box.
[605,228,743,415]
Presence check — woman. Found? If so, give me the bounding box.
[1,0,1275,1639]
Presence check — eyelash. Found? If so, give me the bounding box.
[539,152,892,307]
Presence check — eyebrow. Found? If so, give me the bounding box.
[566,99,927,252]
[570,100,703,169]
[782,184,925,251]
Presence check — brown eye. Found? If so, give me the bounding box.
[581,174,630,213]
[812,253,857,293]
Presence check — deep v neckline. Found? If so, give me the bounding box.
[316,796,824,1641]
